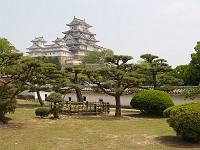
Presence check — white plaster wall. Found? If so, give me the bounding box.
[19,90,53,101]
[64,92,200,106]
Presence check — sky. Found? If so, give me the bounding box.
[1,0,200,68]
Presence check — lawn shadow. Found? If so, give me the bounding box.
[17,103,41,109]
[124,112,164,119]
[70,113,131,121]
[65,109,163,121]
[155,136,200,149]
[34,116,50,120]
[0,121,25,129]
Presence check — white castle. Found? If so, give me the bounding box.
[27,17,102,65]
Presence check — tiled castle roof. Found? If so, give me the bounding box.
[66,16,92,28]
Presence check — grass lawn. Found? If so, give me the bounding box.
[0,100,200,150]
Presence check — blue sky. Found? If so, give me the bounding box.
[1,0,200,67]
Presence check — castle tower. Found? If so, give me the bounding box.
[27,17,102,66]
[62,17,100,60]
[31,37,47,47]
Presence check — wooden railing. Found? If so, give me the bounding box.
[63,101,110,115]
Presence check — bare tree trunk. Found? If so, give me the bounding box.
[36,89,44,107]
[75,87,83,102]
[152,73,157,90]
[53,102,59,118]
[74,72,83,102]
[0,108,7,124]
[115,95,121,117]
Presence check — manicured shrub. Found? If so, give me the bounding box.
[164,102,200,142]
[163,105,176,118]
[163,102,192,118]
[130,90,174,115]
[35,107,50,117]
[45,93,64,118]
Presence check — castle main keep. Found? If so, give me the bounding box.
[27,17,102,65]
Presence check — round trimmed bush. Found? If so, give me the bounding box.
[35,107,50,117]
[130,90,174,115]
[163,102,192,118]
[164,102,200,142]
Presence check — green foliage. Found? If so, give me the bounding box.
[65,65,86,85]
[81,49,114,64]
[164,102,200,142]
[22,57,64,106]
[130,90,174,115]
[184,64,200,85]
[36,56,62,70]
[163,106,175,118]
[181,86,200,100]
[182,41,200,85]
[45,93,64,118]
[169,65,190,85]
[0,37,18,53]
[64,65,86,102]
[0,52,23,124]
[140,54,174,89]
[155,74,183,92]
[49,107,63,116]
[45,93,63,103]
[0,81,17,114]
[163,102,192,117]
[0,38,58,123]
[0,54,46,123]
[85,54,144,117]
[35,107,50,117]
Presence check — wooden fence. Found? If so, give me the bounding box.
[63,101,110,115]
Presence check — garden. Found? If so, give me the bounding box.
[1,38,200,149]
[1,100,200,150]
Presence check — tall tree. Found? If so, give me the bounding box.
[184,41,200,85]
[169,41,200,86]
[0,37,18,53]
[180,41,200,98]
[140,54,172,89]
[168,65,190,85]
[64,66,86,102]
[0,53,22,124]
[81,49,114,64]
[85,55,144,117]
[0,38,21,124]
[26,58,63,106]
[0,54,45,123]
[0,53,56,123]
[36,56,62,70]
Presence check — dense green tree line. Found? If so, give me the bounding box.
[1,37,200,122]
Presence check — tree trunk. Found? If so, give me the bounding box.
[152,73,157,90]
[53,102,59,118]
[115,95,121,117]
[0,108,7,124]
[73,72,83,102]
[75,87,83,102]
[36,89,44,107]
